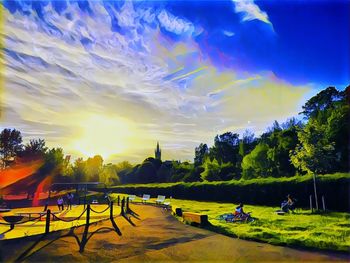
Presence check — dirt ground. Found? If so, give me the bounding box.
[1,204,349,262]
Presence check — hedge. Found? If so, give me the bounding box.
[104,173,350,212]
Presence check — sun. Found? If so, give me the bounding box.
[74,115,135,159]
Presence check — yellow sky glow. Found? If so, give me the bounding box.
[73,115,136,159]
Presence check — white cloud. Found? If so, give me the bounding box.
[232,0,273,26]
[2,1,310,163]
[223,30,235,37]
[157,10,194,35]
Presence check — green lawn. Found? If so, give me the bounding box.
[169,198,350,252]
[107,193,350,252]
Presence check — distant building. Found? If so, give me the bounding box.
[155,142,161,161]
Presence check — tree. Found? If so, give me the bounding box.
[300,86,342,119]
[210,132,240,164]
[241,143,270,179]
[239,130,256,157]
[72,158,87,182]
[115,161,133,173]
[22,138,47,159]
[194,143,208,166]
[291,86,349,174]
[291,118,336,175]
[86,155,103,181]
[136,161,157,183]
[99,164,120,186]
[144,157,162,171]
[0,128,23,166]
[170,161,193,182]
[200,158,221,181]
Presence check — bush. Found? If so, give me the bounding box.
[108,173,350,211]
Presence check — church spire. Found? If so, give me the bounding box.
[155,141,161,160]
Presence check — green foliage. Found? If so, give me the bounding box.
[291,88,349,174]
[136,160,158,183]
[194,143,208,166]
[72,157,87,182]
[86,155,103,181]
[21,138,47,158]
[0,128,23,163]
[99,164,120,186]
[242,143,269,179]
[201,158,221,181]
[170,161,193,182]
[200,158,236,181]
[300,86,342,119]
[110,173,350,212]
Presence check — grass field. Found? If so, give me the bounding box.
[109,193,350,253]
[170,199,350,253]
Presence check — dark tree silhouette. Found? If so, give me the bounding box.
[0,128,23,166]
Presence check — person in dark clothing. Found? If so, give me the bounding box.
[66,193,73,210]
[281,194,296,213]
[57,197,64,211]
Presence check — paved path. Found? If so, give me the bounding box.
[1,204,349,262]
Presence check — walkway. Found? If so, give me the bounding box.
[1,204,349,262]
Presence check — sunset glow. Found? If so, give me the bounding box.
[73,115,136,159]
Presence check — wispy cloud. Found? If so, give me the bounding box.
[232,0,273,28]
[157,9,195,35]
[2,1,310,163]
[223,30,235,37]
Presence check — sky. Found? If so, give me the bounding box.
[0,0,349,163]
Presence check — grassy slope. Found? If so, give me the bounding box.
[170,198,350,253]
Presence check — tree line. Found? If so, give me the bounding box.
[119,86,349,184]
[0,85,348,186]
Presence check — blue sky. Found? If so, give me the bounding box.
[1,0,349,162]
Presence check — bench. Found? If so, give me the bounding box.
[155,195,165,204]
[182,212,208,226]
[128,195,136,202]
[142,194,150,203]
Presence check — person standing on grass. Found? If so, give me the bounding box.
[57,197,64,211]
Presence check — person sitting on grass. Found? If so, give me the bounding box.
[281,194,296,213]
[234,203,250,221]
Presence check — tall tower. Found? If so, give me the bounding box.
[155,142,161,160]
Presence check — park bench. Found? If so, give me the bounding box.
[182,212,208,226]
[142,194,150,203]
[155,195,166,204]
[163,201,171,210]
[128,195,136,202]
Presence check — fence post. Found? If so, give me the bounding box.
[309,195,313,213]
[120,197,125,216]
[322,195,326,211]
[80,204,90,253]
[313,173,319,211]
[45,209,51,234]
[110,201,114,220]
[117,196,120,206]
[126,197,129,212]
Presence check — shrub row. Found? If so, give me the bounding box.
[105,173,350,212]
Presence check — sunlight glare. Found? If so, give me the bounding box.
[74,115,135,159]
